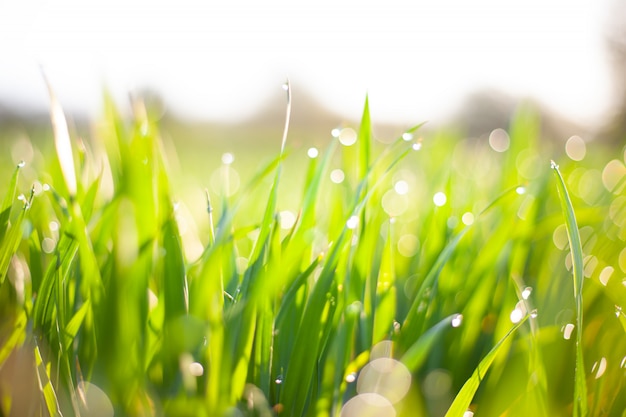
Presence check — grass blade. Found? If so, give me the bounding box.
[445,315,529,417]
[551,160,588,416]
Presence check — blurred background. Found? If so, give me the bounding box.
[0,1,624,125]
[1,0,625,172]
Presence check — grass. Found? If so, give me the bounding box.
[0,83,626,417]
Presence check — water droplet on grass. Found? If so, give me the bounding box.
[346,215,359,230]
[17,160,25,168]
[516,186,526,195]
[616,305,623,318]
[562,323,575,340]
[433,192,446,207]
[394,180,409,195]
[530,309,538,318]
[346,372,357,383]
[461,212,474,225]
[522,287,532,300]
[599,266,613,286]
[189,362,204,377]
[550,160,559,169]
[451,314,463,328]
[510,308,524,324]
[591,357,607,379]
[402,132,413,141]
[307,147,319,158]
[275,375,283,384]
[412,143,422,151]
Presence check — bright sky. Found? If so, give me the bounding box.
[0,0,616,127]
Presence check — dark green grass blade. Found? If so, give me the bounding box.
[445,315,529,417]
[551,160,588,416]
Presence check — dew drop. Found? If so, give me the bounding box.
[275,375,283,384]
[17,160,25,168]
[530,309,538,319]
[307,147,319,158]
[281,82,289,91]
[345,372,357,383]
[346,215,359,230]
[516,186,526,195]
[599,266,613,286]
[562,323,575,340]
[592,357,607,379]
[550,160,559,170]
[189,362,204,377]
[433,192,447,207]
[616,305,623,318]
[522,287,532,300]
[331,128,341,138]
[451,314,463,328]
[412,143,422,151]
[402,132,413,141]
[510,308,524,324]
[394,180,409,195]
[461,212,474,226]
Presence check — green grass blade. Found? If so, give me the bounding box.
[0,191,31,285]
[44,74,77,198]
[0,162,23,244]
[551,160,588,416]
[445,315,529,417]
[357,95,372,181]
[34,341,63,417]
[401,314,458,372]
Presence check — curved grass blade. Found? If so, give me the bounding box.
[34,340,62,417]
[445,315,529,417]
[44,72,77,198]
[551,160,588,416]
[401,314,458,372]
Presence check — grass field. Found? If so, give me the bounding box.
[1,83,626,416]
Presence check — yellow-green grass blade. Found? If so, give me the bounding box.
[551,160,588,416]
[0,310,27,368]
[34,340,62,417]
[32,232,79,332]
[280,227,350,416]
[44,74,77,199]
[0,189,31,286]
[314,301,360,417]
[0,162,23,244]
[357,95,372,182]
[445,315,529,417]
